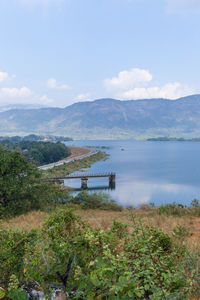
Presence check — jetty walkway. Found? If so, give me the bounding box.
[43,172,116,189]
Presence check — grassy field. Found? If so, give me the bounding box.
[2,207,200,248]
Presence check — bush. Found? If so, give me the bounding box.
[157,203,187,216]
[157,202,200,218]
[0,229,38,283]
[191,198,200,208]
[1,209,199,299]
[71,191,123,211]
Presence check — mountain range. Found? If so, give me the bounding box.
[1,95,200,139]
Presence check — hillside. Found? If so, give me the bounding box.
[1,95,200,139]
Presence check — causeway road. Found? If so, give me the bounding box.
[39,146,98,171]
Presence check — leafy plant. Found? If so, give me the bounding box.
[0,287,5,299]
[71,191,123,211]
[172,225,192,242]
[7,275,28,300]
[1,208,200,299]
[158,203,187,216]
[191,198,200,208]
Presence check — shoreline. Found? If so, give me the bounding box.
[39,146,97,171]
[42,150,107,177]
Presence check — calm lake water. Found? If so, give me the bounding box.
[64,140,200,207]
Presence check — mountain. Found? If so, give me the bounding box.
[1,95,200,139]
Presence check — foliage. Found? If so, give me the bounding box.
[0,140,71,165]
[172,225,192,242]
[0,287,5,299]
[71,191,123,211]
[0,229,38,283]
[0,134,72,143]
[157,201,200,217]
[1,209,200,299]
[158,203,187,216]
[0,146,68,217]
[190,198,200,208]
[7,275,28,300]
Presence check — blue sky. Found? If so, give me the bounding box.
[0,0,200,107]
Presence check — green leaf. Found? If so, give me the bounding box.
[0,287,5,299]
[8,289,28,300]
[128,290,133,298]
[90,272,101,287]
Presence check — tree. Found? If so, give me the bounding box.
[0,146,66,217]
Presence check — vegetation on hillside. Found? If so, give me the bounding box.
[2,96,200,138]
[147,136,200,142]
[0,134,72,143]
[0,140,71,166]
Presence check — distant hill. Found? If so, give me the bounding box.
[1,95,200,139]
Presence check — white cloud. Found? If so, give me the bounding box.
[0,72,9,82]
[167,0,200,12]
[0,86,53,106]
[104,67,195,100]
[104,68,152,91]
[47,78,70,90]
[0,87,33,98]
[118,82,194,100]
[74,93,91,101]
[39,95,53,105]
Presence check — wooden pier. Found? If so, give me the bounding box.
[43,172,116,189]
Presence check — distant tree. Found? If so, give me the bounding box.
[0,141,71,166]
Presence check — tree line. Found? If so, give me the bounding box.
[0,140,71,166]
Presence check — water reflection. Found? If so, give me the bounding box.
[111,180,196,207]
[73,183,115,192]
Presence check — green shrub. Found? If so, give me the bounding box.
[1,209,200,299]
[110,220,128,238]
[72,191,123,211]
[173,225,192,241]
[190,198,200,208]
[0,229,38,283]
[158,203,187,216]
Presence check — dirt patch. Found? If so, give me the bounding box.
[62,146,91,160]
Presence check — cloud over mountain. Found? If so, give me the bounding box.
[104,68,195,100]
[118,82,194,100]
[104,68,152,90]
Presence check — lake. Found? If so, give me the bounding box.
[64,140,200,207]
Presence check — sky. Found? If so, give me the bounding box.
[0,0,200,107]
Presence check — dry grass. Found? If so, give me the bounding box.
[0,211,48,231]
[1,208,200,247]
[66,146,91,160]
